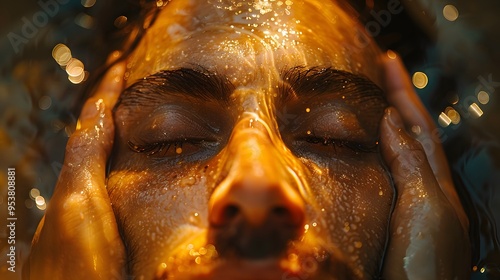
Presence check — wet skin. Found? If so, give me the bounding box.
[109,1,391,279]
[25,1,470,280]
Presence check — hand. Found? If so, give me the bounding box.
[380,51,470,279]
[24,54,126,280]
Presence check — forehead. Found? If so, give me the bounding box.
[125,0,383,87]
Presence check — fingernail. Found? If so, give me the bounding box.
[386,50,398,60]
[385,107,404,129]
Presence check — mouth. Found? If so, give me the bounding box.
[153,235,358,280]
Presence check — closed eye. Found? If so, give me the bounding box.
[128,138,217,158]
[298,136,379,153]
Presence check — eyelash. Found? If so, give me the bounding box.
[128,140,186,156]
[301,136,378,153]
[128,136,377,158]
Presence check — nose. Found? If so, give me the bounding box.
[208,125,305,259]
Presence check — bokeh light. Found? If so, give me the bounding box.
[53,44,88,84]
[66,58,84,77]
[114,15,128,28]
[52,44,72,66]
[468,103,484,118]
[29,188,40,200]
[75,13,94,29]
[412,72,428,89]
[38,96,52,110]
[81,0,96,8]
[445,106,461,124]
[443,5,459,22]
[477,90,490,105]
[438,112,452,127]
[35,195,47,210]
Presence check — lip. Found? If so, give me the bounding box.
[154,250,358,280]
[152,229,358,280]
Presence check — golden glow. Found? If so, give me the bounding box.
[443,5,459,22]
[412,72,428,89]
[468,103,483,118]
[477,90,490,104]
[438,112,452,127]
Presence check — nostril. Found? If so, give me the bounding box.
[271,205,303,227]
[272,206,289,219]
[222,204,240,222]
[219,204,239,225]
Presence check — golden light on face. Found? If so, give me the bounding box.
[107,1,392,279]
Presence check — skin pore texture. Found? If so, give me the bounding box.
[25,1,470,280]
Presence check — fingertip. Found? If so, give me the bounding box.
[384,106,404,130]
[386,50,398,60]
[380,107,427,174]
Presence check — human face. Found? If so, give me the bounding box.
[107,1,392,279]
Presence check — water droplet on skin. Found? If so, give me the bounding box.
[396,226,403,234]
[189,212,201,225]
[176,147,183,154]
[180,176,197,187]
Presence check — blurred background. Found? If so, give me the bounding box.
[0,0,498,279]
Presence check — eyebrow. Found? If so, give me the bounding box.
[278,66,385,104]
[278,66,387,123]
[116,66,386,112]
[116,67,234,109]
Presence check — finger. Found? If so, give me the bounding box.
[381,52,468,230]
[27,54,126,279]
[380,107,470,280]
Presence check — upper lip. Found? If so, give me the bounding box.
[155,245,358,280]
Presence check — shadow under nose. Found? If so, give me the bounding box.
[208,204,303,259]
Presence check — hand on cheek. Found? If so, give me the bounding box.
[380,52,470,279]
[380,107,469,279]
[24,55,127,280]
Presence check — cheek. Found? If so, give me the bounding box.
[304,156,392,269]
[107,166,210,261]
